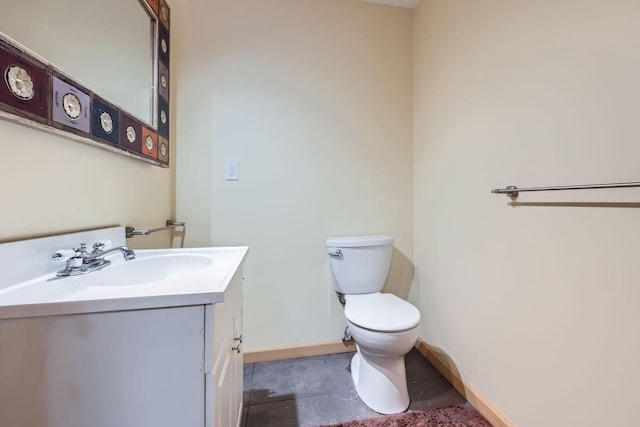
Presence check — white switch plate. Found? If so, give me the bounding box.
[225,160,239,181]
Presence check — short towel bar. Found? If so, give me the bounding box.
[126,220,186,238]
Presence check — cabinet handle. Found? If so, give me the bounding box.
[232,335,243,354]
[232,343,242,354]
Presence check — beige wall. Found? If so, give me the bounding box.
[413,1,640,426]
[174,0,414,349]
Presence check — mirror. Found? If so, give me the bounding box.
[1,0,155,125]
[0,0,170,166]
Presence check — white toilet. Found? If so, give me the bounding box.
[326,235,421,414]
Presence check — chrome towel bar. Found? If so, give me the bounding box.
[126,220,186,238]
[492,182,640,200]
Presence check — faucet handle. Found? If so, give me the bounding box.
[52,243,89,262]
[51,249,76,262]
[92,240,113,253]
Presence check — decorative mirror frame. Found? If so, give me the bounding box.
[0,0,171,167]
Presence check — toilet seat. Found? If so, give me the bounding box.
[344,293,420,332]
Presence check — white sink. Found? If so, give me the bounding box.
[0,227,248,320]
[81,253,214,287]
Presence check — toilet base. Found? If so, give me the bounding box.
[350,349,410,414]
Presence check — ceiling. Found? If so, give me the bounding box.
[359,0,421,8]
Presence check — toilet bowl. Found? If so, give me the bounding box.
[326,235,421,414]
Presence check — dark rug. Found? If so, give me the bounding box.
[322,405,492,427]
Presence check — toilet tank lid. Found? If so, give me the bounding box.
[326,235,394,248]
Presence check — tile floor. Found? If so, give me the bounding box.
[242,348,467,427]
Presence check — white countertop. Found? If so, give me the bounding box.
[0,246,248,320]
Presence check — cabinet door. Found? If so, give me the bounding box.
[0,306,205,427]
[206,268,244,427]
[230,275,244,425]
[231,276,244,426]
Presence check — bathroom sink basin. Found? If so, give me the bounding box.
[0,228,248,319]
[80,253,214,287]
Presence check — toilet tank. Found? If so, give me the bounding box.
[326,235,394,294]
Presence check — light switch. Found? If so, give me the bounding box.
[225,160,239,181]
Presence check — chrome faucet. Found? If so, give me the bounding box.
[52,241,136,277]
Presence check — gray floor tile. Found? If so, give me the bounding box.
[249,352,356,405]
[246,391,377,427]
[408,388,467,411]
[405,349,465,405]
[243,348,469,426]
[243,364,254,405]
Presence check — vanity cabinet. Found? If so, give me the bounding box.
[0,268,244,427]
